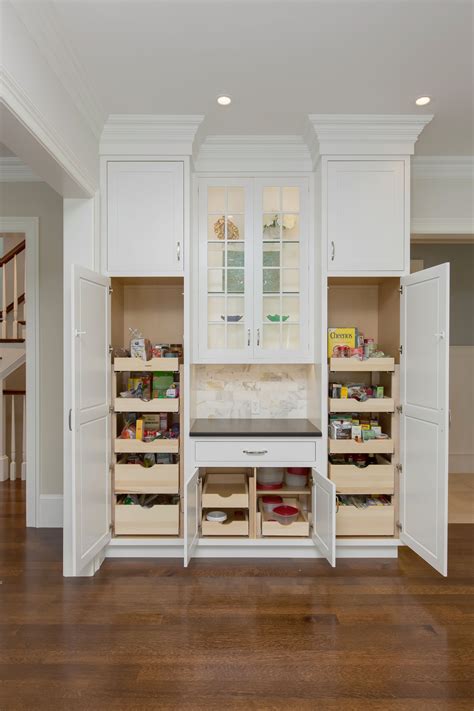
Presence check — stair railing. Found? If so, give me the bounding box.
[0,240,26,340]
[0,388,26,481]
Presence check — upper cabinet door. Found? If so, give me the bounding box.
[400,264,450,576]
[254,179,311,359]
[327,160,407,274]
[106,161,184,276]
[198,179,254,361]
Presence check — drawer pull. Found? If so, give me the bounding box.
[331,240,335,262]
[243,449,268,455]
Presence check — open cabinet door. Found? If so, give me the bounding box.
[184,468,201,567]
[64,266,111,576]
[312,469,336,566]
[400,264,450,576]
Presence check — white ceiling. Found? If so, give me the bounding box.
[28,1,474,154]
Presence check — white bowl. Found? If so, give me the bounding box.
[206,511,227,523]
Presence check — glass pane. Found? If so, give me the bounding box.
[263,214,281,241]
[208,214,225,241]
[227,187,245,213]
[227,269,244,294]
[263,268,280,294]
[227,324,245,349]
[282,295,299,322]
[282,242,299,269]
[208,324,225,349]
[208,187,226,213]
[208,295,225,322]
[263,295,281,322]
[282,214,299,241]
[282,269,299,293]
[263,187,280,213]
[263,242,280,267]
[227,214,244,241]
[282,187,300,212]
[282,324,300,350]
[208,242,225,268]
[227,296,245,323]
[262,324,281,350]
[227,242,244,267]
[208,269,224,293]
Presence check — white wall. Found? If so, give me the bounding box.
[0,181,63,495]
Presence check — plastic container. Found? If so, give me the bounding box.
[272,505,299,525]
[205,511,227,523]
[257,468,284,485]
[256,482,283,491]
[285,468,310,488]
[261,495,284,513]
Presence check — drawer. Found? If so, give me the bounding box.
[329,457,394,494]
[336,503,394,536]
[258,499,310,537]
[114,397,179,413]
[202,473,249,509]
[194,439,317,465]
[201,509,249,537]
[329,438,394,455]
[115,464,179,494]
[329,397,395,413]
[114,357,179,372]
[114,502,179,536]
[115,438,179,455]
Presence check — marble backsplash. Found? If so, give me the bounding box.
[193,365,311,418]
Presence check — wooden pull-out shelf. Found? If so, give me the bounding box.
[115,502,179,536]
[329,439,394,455]
[201,510,249,537]
[202,474,249,509]
[258,499,310,538]
[329,456,394,494]
[329,357,395,372]
[336,503,394,536]
[114,439,179,454]
[115,464,179,494]
[114,397,179,413]
[114,357,179,372]
[329,397,394,413]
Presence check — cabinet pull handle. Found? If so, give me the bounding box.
[176,241,181,262]
[331,241,335,262]
[257,328,260,346]
[247,328,251,346]
[243,449,268,455]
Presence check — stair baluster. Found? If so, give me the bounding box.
[21,394,26,481]
[1,263,6,339]
[9,394,16,480]
[0,380,8,481]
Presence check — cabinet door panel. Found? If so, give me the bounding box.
[312,469,336,566]
[327,160,406,273]
[107,161,183,275]
[184,468,201,567]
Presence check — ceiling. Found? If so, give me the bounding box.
[21,1,474,154]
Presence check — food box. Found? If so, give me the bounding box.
[328,328,357,358]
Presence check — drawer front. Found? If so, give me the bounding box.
[202,474,249,509]
[194,439,317,465]
[201,510,248,536]
[115,503,179,536]
[115,464,179,494]
[329,461,394,494]
[336,504,394,536]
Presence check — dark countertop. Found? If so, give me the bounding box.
[190,418,322,438]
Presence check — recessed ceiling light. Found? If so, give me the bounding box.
[415,96,431,106]
[217,95,231,106]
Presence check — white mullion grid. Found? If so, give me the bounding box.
[224,187,228,349]
[279,188,283,349]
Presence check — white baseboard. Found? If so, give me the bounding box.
[450,454,474,475]
[38,494,63,528]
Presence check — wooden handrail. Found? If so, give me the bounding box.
[2,389,26,396]
[0,293,25,320]
[0,240,25,267]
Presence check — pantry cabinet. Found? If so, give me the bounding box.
[326,159,408,274]
[105,161,184,276]
[196,176,312,362]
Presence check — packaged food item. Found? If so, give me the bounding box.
[328,328,357,357]
[376,385,384,399]
[351,425,362,440]
[363,338,375,359]
[129,328,152,361]
[166,384,178,399]
[362,429,376,441]
[119,414,137,439]
[330,421,352,440]
[350,347,364,360]
[330,383,342,398]
[136,418,144,441]
[371,425,382,437]
[152,371,175,399]
[340,386,348,399]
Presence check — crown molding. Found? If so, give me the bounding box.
[0,157,41,182]
[11,1,106,140]
[306,114,433,162]
[100,114,205,155]
[412,156,474,179]
[194,135,312,172]
[1,66,98,196]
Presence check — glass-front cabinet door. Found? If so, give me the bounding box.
[198,179,254,360]
[254,178,310,359]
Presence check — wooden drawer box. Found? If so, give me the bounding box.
[114,357,179,372]
[329,439,394,455]
[329,397,394,413]
[114,439,179,455]
[194,439,317,465]
[202,473,249,509]
[258,499,310,537]
[114,502,179,536]
[115,464,179,494]
[329,457,394,494]
[336,503,394,536]
[114,397,179,413]
[201,510,249,537]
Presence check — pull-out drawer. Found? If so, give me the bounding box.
[115,439,179,455]
[201,510,249,536]
[115,502,179,536]
[329,456,394,494]
[194,439,317,466]
[258,499,310,537]
[115,464,179,494]
[202,473,249,509]
[336,503,394,536]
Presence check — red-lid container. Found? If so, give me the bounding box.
[286,467,310,476]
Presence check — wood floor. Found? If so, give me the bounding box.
[0,480,473,710]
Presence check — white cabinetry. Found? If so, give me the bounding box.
[106,161,184,276]
[327,159,408,274]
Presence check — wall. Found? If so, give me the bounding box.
[0,181,63,495]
